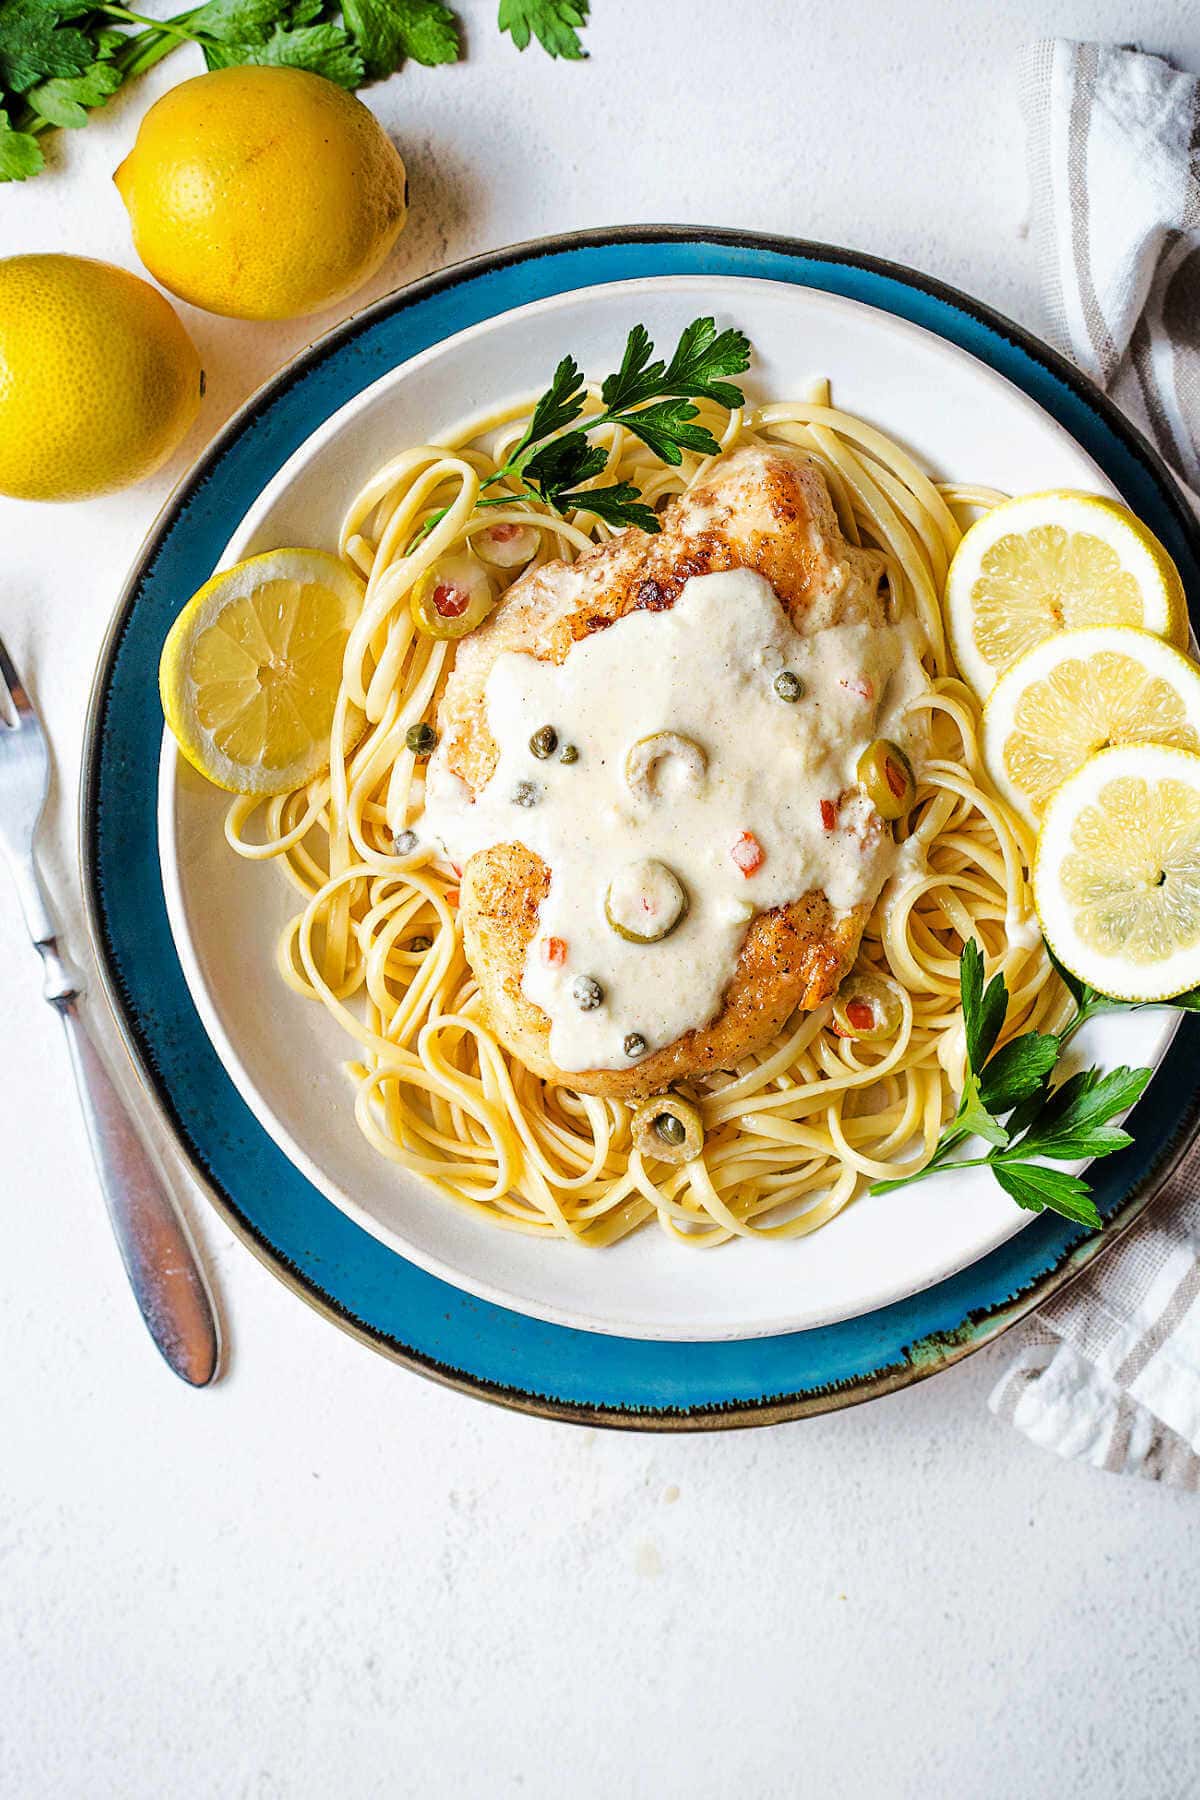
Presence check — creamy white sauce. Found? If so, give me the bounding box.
[421,570,929,1072]
[1004,904,1043,951]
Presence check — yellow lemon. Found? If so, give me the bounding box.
[1035,743,1200,1001]
[115,66,408,322]
[0,253,202,503]
[160,548,365,795]
[982,626,1200,823]
[945,490,1187,698]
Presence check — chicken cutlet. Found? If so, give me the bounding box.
[422,442,926,1099]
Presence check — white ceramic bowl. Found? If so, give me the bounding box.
[158,275,1179,1339]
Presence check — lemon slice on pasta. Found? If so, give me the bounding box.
[160,548,364,795]
[982,626,1200,823]
[946,491,1187,698]
[1035,742,1200,1000]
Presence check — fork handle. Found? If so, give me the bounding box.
[44,939,220,1386]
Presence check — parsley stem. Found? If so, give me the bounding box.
[872,1154,992,1197]
[96,4,206,39]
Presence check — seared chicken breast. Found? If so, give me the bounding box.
[436,443,889,1098]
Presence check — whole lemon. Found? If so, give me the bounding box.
[0,254,202,504]
[114,66,409,322]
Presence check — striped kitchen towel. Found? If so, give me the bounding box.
[989,40,1200,1487]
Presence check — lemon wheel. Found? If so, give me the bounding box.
[160,549,364,794]
[982,626,1200,822]
[946,490,1187,698]
[1035,743,1200,1001]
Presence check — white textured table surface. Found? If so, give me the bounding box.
[5,5,1200,1796]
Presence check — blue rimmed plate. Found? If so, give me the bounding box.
[82,228,1200,1426]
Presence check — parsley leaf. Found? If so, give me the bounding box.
[519,354,587,455]
[1009,1064,1151,1163]
[26,59,122,128]
[0,0,93,95]
[617,396,723,465]
[976,1030,1061,1117]
[197,4,364,85]
[211,19,364,84]
[992,1163,1102,1230]
[0,105,42,178]
[960,938,1008,1074]
[599,323,660,411]
[522,432,607,499]
[558,483,659,533]
[953,1069,1010,1150]
[498,0,589,58]
[190,0,285,38]
[342,0,460,78]
[661,315,753,409]
[599,316,751,414]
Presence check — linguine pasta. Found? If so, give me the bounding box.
[223,381,1071,1247]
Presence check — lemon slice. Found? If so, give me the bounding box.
[1035,743,1200,1000]
[946,491,1187,698]
[982,626,1200,823]
[160,548,364,794]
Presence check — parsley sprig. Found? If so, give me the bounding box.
[869,938,1200,1228]
[414,317,751,545]
[0,0,591,182]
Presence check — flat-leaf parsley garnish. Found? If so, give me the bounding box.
[413,316,752,545]
[868,938,1179,1228]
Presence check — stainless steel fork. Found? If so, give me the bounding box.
[0,633,219,1386]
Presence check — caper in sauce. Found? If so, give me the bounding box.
[512,779,539,808]
[530,725,558,760]
[857,739,915,821]
[832,972,903,1042]
[392,829,417,856]
[773,670,804,702]
[572,975,604,1011]
[631,1094,704,1165]
[407,935,432,953]
[406,722,437,758]
[559,743,579,765]
[623,1032,648,1058]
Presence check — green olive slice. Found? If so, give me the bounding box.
[625,731,707,801]
[832,972,903,1042]
[605,859,688,943]
[410,553,496,640]
[857,739,915,821]
[631,1094,704,1165]
[471,520,540,569]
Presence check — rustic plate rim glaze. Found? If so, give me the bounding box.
[79,226,1200,1428]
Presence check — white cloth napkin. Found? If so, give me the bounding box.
[988,39,1200,1486]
